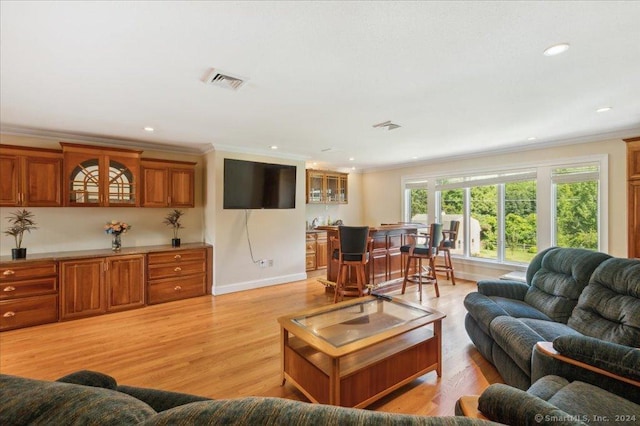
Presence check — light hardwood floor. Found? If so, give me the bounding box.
[0,275,502,416]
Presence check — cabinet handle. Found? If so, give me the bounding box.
[2,270,15,276]
[174,267,182,272]
[174,254,181,259]
[3,311,15,318]
[3,286,16,292]
[174,285,182,291]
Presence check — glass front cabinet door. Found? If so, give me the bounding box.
[62,143,141,207]
[305,169,348,204]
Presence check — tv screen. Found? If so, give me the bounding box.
[223,158,296,209]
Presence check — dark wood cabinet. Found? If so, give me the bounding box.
[60,258,105,320]
[106,255,146,312]
[0,145,62,207]
[147,247,210,304]
[306,232,328,271]
[61,142,142,207]
[626,137,640,258]
[0,261,58,331]
[141,159,196,208]
[60,255,145,320]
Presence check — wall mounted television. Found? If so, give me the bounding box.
[223,158,297,209]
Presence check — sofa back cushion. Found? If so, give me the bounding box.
[0,374,156,425]
[523,248,611,323]
[567,258,640,346]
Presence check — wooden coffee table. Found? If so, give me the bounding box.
[278,295,445,408]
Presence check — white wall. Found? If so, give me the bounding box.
[0,134,205,256]
[209,150,308,294]
[360,137,628,280]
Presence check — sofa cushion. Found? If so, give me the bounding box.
[567,258,640,346]
[547,380,640,423]
[490,317,580,377]
[0,374,156,425]
[142,396,496,425]
[523,249,611,323]
[464,293,551,336]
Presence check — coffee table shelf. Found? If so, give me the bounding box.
[278,296,445,408]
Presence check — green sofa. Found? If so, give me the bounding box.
[463,247,640,393]
[0,371,497,425]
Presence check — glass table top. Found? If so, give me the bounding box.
[291,297,433,347]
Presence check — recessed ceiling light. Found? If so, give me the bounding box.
[351,167,356,170]
[412,156,418,159]
[527,137,537,141]
[596,107,612,113]
[543,43,570,56]
[143,126,154,132]
[270,145,278,150]
[349,157,355,161]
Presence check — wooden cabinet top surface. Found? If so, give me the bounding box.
[0,243,212,264]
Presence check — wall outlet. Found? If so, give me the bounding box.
[258,259,273,268]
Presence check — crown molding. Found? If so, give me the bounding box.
[0,124,212,155]
[360,126,640,174]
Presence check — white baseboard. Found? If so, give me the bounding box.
[213,273,308,295]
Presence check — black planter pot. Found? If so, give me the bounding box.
[171,238,181,247]
[11,248,27,259]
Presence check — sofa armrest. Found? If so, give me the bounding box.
[455,396,490,420]
[477,383,586,426]
[537,341,640,386]
[476,279,529,300]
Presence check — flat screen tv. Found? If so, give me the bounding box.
[223,158,297,209]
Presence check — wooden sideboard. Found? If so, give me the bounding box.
[317,225,417,287]
[0,243,212,331]
[625,137,640,258]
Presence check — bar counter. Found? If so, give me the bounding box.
[314,224,417,286]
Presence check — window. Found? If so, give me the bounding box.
[403,157,605,266]
[552,165,599,250]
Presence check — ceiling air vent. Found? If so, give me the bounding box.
[372,120,401,131]
[204,69,246,90]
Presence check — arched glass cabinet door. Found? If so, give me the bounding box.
[63,143,140,206]
[69,158,101,204]
[106,158,136,205]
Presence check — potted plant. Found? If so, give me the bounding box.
[4,209,37,259]
[104,220,131,252]
[163,209,185,247]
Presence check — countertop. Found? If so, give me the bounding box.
[0,242,212,264]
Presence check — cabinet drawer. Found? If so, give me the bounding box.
[306,242,316,253]
[1,262,57,281]
[148,275,206,304]
[0,294,58,331]
[306,254,317,271]
[148,261,205,280]
[1,277,57,300]
[148,249,205,265]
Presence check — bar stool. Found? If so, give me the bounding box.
[436,220,460,285]
[333,226,371,303]
[400,223,443,300]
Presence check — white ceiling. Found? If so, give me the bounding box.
[1,1,640,171]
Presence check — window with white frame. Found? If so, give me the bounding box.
[403,157,605,266]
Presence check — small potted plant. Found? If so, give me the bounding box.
[163,209,185,247]
[4,209,37,259]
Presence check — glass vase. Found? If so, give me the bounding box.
[112,234,122,252]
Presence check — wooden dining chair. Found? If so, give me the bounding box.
[400,223,443,300]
